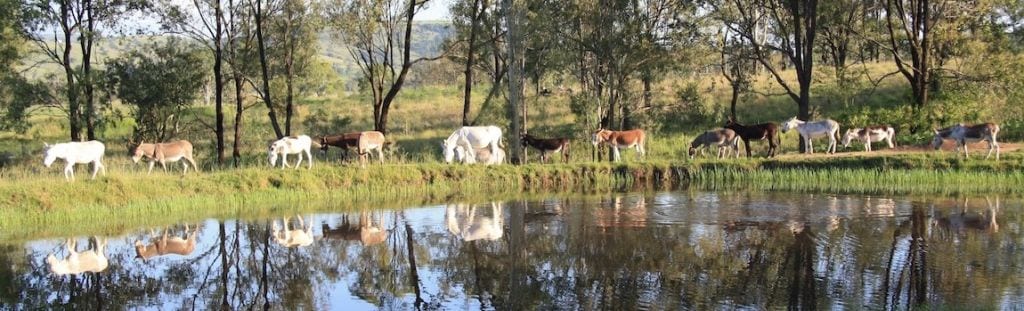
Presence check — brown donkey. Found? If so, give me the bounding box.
[521,134,571,163]
[132,140,199,175]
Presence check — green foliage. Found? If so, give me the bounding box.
[301,109,352,135]
[650,82,724,134]
[106,39,207,142]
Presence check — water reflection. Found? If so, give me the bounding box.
[133,224,197,261]
[1,192,1023,310]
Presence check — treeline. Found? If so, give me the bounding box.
[1,0,1024,165]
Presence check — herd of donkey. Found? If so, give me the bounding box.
[38,115,1002,181]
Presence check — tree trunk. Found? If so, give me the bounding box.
[729,81,740,120]
[214,0,226,165]
[462,0,483,126]
[254,0,284,139]
[62,1,81,142]
[81,0,96,140]
[232,74,244,167]
[284,4,295,136]
[374,0,419,136]
[504,0,524,164]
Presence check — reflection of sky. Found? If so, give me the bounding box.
[15,192,1024,309]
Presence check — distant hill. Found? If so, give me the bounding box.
[21,21,453,81]
[317,21,453,80]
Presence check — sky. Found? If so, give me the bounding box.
[416,0,454,21]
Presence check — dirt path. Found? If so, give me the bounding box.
[771,141,1019,160]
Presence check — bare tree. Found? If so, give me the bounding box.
[329,0,434,135]
[158,0,231,164]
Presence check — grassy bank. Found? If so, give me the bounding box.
[2,152,1022,241]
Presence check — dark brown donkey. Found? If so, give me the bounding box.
[521,134,571,163]
[319,132,362,159]
[724,117,780,158]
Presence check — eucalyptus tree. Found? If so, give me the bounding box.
[327,0,434,135]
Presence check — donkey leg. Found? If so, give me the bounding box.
[148,161,155,174]
[613,147,622,162]
[91,162,100,180]
[306,149,313,169]
[865,140,872,152]
[64,163,74,181]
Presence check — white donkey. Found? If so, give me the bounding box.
[268,135,314,169]
[841,126,896,152]
[442,126,504,164]
[781,117,840,154]
[43,140,107,181]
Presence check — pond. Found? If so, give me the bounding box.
[1,191,1022,310]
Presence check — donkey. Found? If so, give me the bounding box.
[319,132,362,160]
[688,129,740,159]
[781,117,841,154]
[591,129,646,162]
[931,123,1000,160]
[724,117,780,158]
[268,135,314,169]
[521,134,570,163]
[456,145,505,165]
[442,126,504,164]
[132,140,199,175]
[355,131,387,167]
[43,141,107,181]
[841,126,895,152]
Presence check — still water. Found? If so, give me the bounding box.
[1,191,1023,310]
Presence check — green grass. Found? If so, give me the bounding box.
[2,151,1023,242]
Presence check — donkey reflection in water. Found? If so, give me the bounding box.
[47,237,109,275]
[273,215,315,248]
[934,197,1000,235]
[134,224,198,261]
[321,212,388,246]
[593,195,647,230]
[446,202,504,241]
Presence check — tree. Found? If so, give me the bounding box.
[329,0,434,135]
[883,0,983,111]
[503,0,523,163]
[158,0,229,164]
[107,39,207,144]
[270,0,321,136]
[249,0,285,139]
[715,0,820,152]
[450,0,488,126]
[19,0,143,141]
